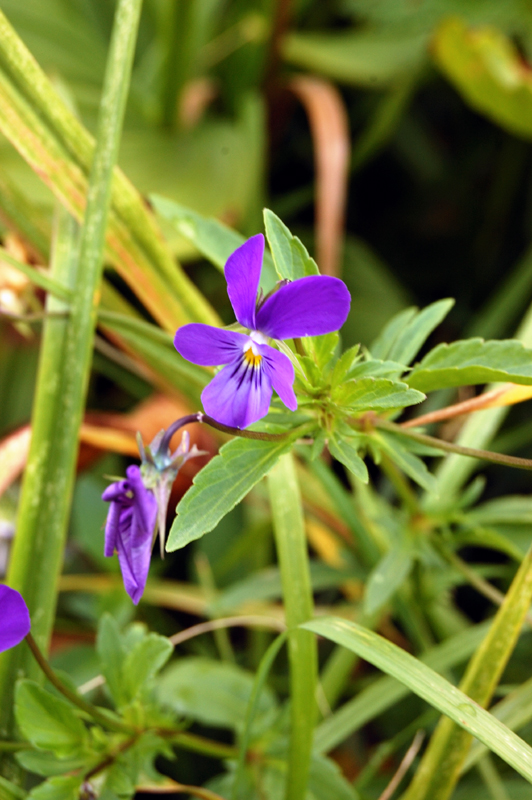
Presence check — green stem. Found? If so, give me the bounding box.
[373,417,532,471]
[268,453,318,800]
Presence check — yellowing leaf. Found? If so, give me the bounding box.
[433,17,532,139]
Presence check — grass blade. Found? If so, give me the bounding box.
[304,617,532,785]
[0,0,142,744]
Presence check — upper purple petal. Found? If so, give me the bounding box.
[201,354,272,429]
[255,275,351,340]
[258,344,297,411]
[0,585,30,652]
[174,324,250,367]
[224,235,264,329]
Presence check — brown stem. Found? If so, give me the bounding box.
[25,633,133,734]
[401,387,508,429]
[370,417,532,472]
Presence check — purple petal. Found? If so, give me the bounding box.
[104,501,120,557]
[102,467,157,605]
[102,478,128,502]
[224,235,264,329]
[201,354,272,428]
[255,275,351,340]
[174,324,250,366]
[125,466,158,534]
[0,585,30,652]
[259,344,297,411]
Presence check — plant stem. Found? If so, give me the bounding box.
[25,632,238,760]
[268,453,318,800]
[372,417,532,471]
[25,633,133,734]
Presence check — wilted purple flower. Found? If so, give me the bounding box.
[102,465,157,605]
[0,585,30,652]
[174,234,351,429]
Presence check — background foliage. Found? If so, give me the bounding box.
[4,0,532,798]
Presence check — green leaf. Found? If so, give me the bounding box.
[407,338,532,392]
[304,332,340,372]
[387,299,455,366]
[465,496,532,526]
[282,30,427,88]
[263,208,319,280]
[401,545,532,800]
[158,658,276,732]
[150,196,277,290]
[364,543,414,614]
[27,776,82,800]
[166,434,297,552]
[15,680,87,756]
[347,359,405,380]
[16,749,87,778]
[96,614,126,708]
[98,307,208,405]
[370,307,417,360]
[332,377,425,412]
[331,346,361,386]
[209,562,357,615]
[433,18,532,140]
[341,236,410,347]
[308,754,361,800]
[123,634,173,701]
[314,620,493,754]
[372,431,437,492]
[303,617,532,783]
[328,436,369,483]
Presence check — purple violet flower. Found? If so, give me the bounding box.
[102,465,157,605]
[174,234,351,428]
[0,585,30,652]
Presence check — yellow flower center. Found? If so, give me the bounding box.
[244,346,262,368]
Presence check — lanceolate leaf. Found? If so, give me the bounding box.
[328,436,369,483]
[15,680,87,756]
[150,196,277,290]
[371,431,437,492]
[303,617,532,783]
[364,542,414,614]
[407,338,532,392]
[264,208,319,281]
[387,298,455,366]
[166,434,297,552]
[332,377,425,412]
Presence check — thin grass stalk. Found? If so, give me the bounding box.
[0,0,142,742]
[399,544,532,800]
[267,453,318,800]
